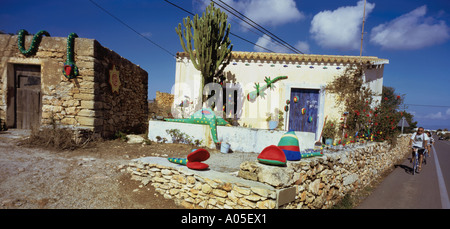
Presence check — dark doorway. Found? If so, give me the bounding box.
[288,88,319,133]
[7,64,42,129]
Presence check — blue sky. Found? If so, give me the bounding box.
[1,0,450,130]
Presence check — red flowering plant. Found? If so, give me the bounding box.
[326,68,412,146]
[326,67,375,143]
[322,119,338,140]
[370,86,416,146]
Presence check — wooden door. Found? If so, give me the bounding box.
[288,88,319,133]
[14,64,41,129]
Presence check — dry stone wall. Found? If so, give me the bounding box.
[148,91,173,118]
[93,41,148,137]
[126,135,410,209]
[239,135,411,209]
[126,157,278,209]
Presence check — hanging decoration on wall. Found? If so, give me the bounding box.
[301,108,306,115]
[62,32,79,80]
[17,29,50,57]
[247,75,288,102]
[308,116,313,123]
[293,96,299,103]
[17,29,79,79]
[109,65,121,93]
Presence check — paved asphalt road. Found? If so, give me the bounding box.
[357,136,450,209]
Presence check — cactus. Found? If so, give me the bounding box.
[175,2,233,100]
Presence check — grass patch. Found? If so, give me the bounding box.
[331,193,354,209]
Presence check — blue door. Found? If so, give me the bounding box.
[288,88,319,133]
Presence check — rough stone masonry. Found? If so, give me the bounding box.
[0,33,148,138]
[125,135,410,209]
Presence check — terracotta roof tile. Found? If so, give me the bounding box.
[177,51,389,65]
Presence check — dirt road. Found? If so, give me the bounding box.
[0,129,257,209]
[0,129,183,209]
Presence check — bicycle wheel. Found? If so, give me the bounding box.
[423,152,427,165]
[412,151,419,175]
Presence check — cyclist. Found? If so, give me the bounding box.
[409,127,429,173]
[425,131,434,158]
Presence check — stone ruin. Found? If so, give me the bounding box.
[0,33,148,138]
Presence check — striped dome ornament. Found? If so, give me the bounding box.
[277,131,301,161]
[257,145,287,166]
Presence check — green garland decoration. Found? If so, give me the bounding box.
[17,29,50,57]
[17,29,79,80]
[62,33,79,80]
[247,76,288,101]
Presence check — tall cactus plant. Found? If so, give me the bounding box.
[176,2,233,103]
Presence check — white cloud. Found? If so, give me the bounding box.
[253,34,310,54]
[423,109,450,120]
[310,0,375,50]
[425,112,444,120]
[370,5,450,50]
[141,32,152,38]
[254,34,290,52]
[295,41,310,54]
[195,0,304,27]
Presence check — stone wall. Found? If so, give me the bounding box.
[148,91,173,118]
[0,34,148,137]
[126,135,410,209]
[239,135,410,209]
[126,157,279,209]
[93,41,148,137]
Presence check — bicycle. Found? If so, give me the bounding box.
[422,149,428,165]
[412,147,419,175]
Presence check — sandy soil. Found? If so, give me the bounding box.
[0,129,256,209]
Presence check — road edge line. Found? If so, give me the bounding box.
[432,144,450,209]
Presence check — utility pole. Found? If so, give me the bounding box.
[359,0,367,65]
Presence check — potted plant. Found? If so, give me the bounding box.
[266,112,278,130]
[323,120,337,145]
[266,109,284,130]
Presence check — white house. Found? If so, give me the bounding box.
[172,51,388,140]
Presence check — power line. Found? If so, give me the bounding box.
[88,0,176,58]
[195,1,276,51]
[164,0,275,53]
[213,0,302,53]
[404,104,450,108]
[213,0,304,54]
